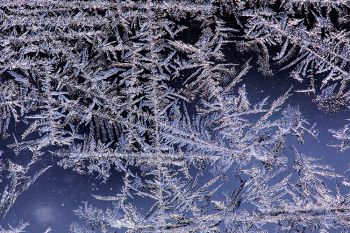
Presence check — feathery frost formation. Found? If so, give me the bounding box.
[0,0,350,232]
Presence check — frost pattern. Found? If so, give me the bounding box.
[0,0,349,232]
